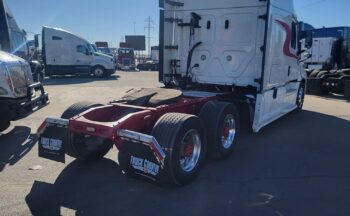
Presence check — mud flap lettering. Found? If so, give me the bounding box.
[130,156,160,176]
[121,140,163,181]
[38,125,68,163]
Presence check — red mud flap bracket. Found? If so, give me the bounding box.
[117,130,166,168]
[37,117,69,163]
[117,130,167,181]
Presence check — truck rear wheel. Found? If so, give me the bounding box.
[151,113,207,185]
[199,101,240,160]
[309,70,320,78]
[316,70,330,78]
[61,102,112,161]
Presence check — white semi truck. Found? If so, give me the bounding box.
[42,27,116,77]
[37,0,311,185]
[303,37,338,71]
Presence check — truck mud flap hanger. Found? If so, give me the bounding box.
[37,117,166,169]
[117,130,166,168]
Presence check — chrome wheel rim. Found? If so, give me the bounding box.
[221,114,236,149]
[94,68,104,77]
[179,129,202,173]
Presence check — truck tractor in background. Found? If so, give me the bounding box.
[37,0,311,186]
[303,27,350,99]
[117,47,136,71]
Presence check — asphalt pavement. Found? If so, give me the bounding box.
[0,71,350,216]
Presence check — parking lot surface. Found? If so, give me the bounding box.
[0,71,350,216]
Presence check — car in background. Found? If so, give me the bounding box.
[137,61,159,71]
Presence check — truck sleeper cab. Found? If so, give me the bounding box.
[37,0,307,186]
[42,27,116,77]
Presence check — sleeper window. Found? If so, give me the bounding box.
[76,45,86,53]
[52,36,62,40]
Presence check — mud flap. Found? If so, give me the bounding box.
[119,142,163,182]
[117,130,166,182]
[38,118,69,163]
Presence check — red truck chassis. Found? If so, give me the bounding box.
[36,90,237,185]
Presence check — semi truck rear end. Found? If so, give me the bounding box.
[37,0,310,185]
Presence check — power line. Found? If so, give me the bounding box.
[145,16,154,56]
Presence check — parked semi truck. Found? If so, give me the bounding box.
[0,0,48,132]
[42,27,116,77]
[303,27,350,99]
[37,0,310,185]
[117,47,136,70]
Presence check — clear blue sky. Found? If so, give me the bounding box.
[6,0,350,49]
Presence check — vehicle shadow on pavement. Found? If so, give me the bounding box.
[0,126,37,172]
[25,111,350,216]
[43,74,120,86]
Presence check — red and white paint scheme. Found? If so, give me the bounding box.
[160,0,307,132]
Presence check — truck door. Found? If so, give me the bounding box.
[253,11,301,132]
[75,44,92,73]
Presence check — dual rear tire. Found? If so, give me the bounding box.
[119,102,240,186]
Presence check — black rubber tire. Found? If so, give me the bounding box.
[309,70,320,78]
[199,101,240,160]
[305,69,314,77]
[316,70,330,78]
[0,121,10,132]
[61,101,103,119]
[151,113,207,186]
[61,102,112,161]
[92,66,105,77]
[292,81,306,114]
